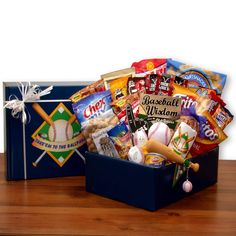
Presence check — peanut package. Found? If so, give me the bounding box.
[167,59,227,95]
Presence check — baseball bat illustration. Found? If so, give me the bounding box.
[32,103,55,128]
[32,104,76,166]
[33,103,84,166]
[32,103,55,167]
[144,139,200,172]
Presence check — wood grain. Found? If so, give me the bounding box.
[0,154,236,235]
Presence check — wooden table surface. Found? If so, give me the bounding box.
[0,154,236,236]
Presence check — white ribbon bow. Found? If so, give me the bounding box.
[4,82,53,124]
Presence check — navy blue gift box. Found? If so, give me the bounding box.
[85,147,219,211]
[4,82,89,180]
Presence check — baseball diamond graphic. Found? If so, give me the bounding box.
[31,102,85,167]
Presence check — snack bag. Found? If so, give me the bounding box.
[107,122,133,159]
[188,87,233,129]
[92,126,119,157]
[109,76,129,100]
[101,68,135,88]
[131,58,167,76]
[72,90,113,127]
[82,115,119,153]
[145,73,189,96]
[167,59,227,95]
[212,106,233,130]
[70,80,105,103]
[145,74,159,94]
[101,68,135,100]
[127,77,146,94]
[172,84,227,155]
[189,87,225,115]
[111,93,140,123]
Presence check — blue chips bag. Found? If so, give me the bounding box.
[72,90,113,127]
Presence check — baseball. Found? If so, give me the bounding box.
[148,121,172,146]
[128,146,145,164]
[48,119,73,142]
[133,128,148,148]
[182,180,193,193]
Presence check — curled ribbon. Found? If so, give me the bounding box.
[4,82,53,124]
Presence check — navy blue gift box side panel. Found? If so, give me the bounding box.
[85,153,158,211]
[85,147,219,211]
[5,108,25,180]
[5,85,87,180]
[153,147,219,209]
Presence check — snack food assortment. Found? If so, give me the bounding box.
[70,58,233,190]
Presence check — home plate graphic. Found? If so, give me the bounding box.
[31,102,86,167]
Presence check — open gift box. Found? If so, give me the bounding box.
[85,147,219,211]
[3,82,89,180]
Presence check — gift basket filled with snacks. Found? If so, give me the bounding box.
[70,58,233,211]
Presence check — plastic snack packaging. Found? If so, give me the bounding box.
[167,59,227,95]
[70,80,105,103]
[82,115,119,153]
[72,90,113,127]
[172,84,228,155]
[92,126,119,157]
[107,122,133,159]
[127,77,146,94]
[109,76,129,100]
[72,90,119,152]
[111,93,140,123]
[212,106,233,130]
[145,73,189,96]
[131,58,167,76]
[145,74,159,94]
[101,68,135,100]
[189,87,225,114]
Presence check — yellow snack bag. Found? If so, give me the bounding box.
[109,76,129,100]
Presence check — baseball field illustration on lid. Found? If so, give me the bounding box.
[31,102,85,167]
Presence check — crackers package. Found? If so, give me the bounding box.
[72,90,113,128]
[167,59,227,95]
